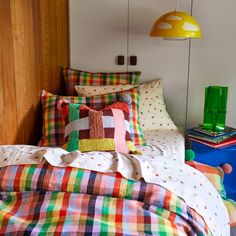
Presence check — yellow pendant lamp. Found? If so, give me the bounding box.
[150,0,201,39]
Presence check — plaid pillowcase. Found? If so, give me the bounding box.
[62,67,141,96]
[39,88,145,147]
[58,100,136,153]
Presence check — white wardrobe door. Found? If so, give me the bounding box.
[188,0,236,128]
[69,0,128,72]
[128,0,191,128]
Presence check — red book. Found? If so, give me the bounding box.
[189,136,236,148]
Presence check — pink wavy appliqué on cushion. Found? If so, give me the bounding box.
[112,108,129,153]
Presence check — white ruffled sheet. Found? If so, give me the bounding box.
[0,144,230,236]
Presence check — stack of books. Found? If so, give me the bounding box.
[188,125,236,148]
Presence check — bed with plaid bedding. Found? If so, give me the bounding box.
[0,162,212,235]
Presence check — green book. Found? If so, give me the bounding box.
[192,125,236,137]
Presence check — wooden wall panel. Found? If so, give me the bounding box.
[0,1,18,144]
[39,0,68,94]
[0,0,69,145]
[10,0,41,144]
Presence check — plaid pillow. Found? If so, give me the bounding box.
[58,100,136,153]
[39,88,145,147]
[62,67,141,96]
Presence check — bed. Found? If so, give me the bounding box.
[0,68,235,235]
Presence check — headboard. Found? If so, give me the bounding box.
[0,0,69,145]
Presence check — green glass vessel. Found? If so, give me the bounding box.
[203,86,228,132]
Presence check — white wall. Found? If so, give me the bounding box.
[187,0,236,128]
[69,0,128,72]
[69,0,236,129]
[128,0,190,128]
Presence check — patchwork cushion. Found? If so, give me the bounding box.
[39,88,145,147]
[75,84,134,97]
[139,79,177,131]
[58,100,136,153]
[62,67,140,96]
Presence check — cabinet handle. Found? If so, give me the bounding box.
[117,55,125,65]
[130,56,137,66]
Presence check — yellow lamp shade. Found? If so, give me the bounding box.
[150,11,202,39]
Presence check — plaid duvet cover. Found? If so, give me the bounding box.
[0,162,211,235]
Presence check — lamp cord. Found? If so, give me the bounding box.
[175,0,179,11]
[184,0,194,131]
[127,0,130,72]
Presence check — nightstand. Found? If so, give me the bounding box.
[192,141,236,201]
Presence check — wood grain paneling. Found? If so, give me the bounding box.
[0,0,18,144]
[39,0,69,94]
[0,0,69,145]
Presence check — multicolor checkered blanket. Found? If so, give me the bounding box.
[0,162,211,235]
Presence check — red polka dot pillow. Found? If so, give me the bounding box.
[139,79,177,131]
[58,99,136,153]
